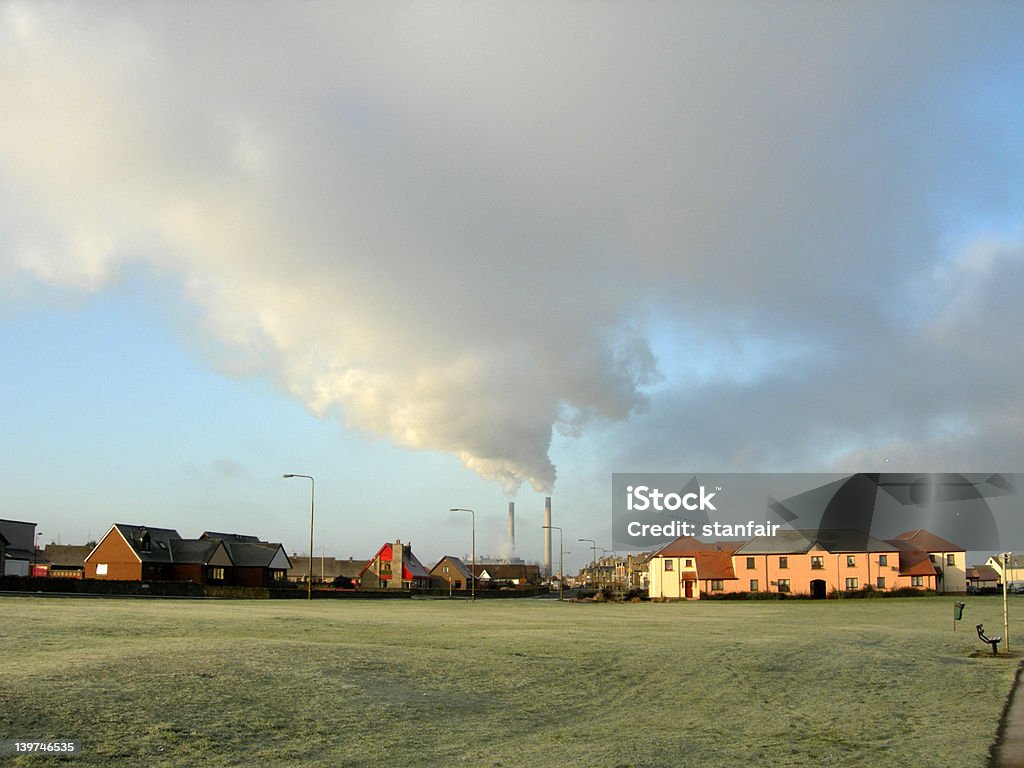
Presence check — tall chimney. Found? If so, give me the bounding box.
[544,496,552,578]
[508,501,515,559]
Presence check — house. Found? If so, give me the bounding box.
[41,544,94,579]
[287,556,370,586]
[985,554,1024,589]
[84,525,290,586]
[472,563,542,586]
[646,528,952,599]
[967,565,1002,592]
[646,537,742,599]
[430,555,474,590]
[168,538,234,584]
[891,529,966,593]
[359,540,432,589]
[0,519,38,576]
[0,530,7,574]
[84,524,182,581]
[199,532,291,587]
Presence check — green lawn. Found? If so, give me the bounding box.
[0,595,1019,767]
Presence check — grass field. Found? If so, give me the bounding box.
[1,594,1021,767]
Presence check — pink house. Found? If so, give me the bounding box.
[648,529,947,599]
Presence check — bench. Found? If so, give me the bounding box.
[977,623,1001,655]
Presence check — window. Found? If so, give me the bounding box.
[443,565,449,573]
[749,579,759,592]
[746,557,756,569]
[810,556,824,570]
[847,555,856,567]
[911,575,924,587]
[664,560,673,571]
[947,554,956,566]
[929,554,936,563]
[211,567,225,581]
[877,577,886,589]
[777,579,790,593]
[96,563,108,575]
[711,580,724,591]
[879,554,888,566]
[845,577,858,590]
[779,557,788,569]
[683,558,694,568]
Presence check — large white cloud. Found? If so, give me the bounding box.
[2,1,1022,492]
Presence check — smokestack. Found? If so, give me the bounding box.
[508,501,515,558]
[544,496,552,578]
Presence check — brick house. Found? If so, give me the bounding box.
[84,524,290,585]
[359,540,432,589]
[430,555,473,590]
[40,544,95,579]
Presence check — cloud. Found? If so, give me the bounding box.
[1,2,1023,493]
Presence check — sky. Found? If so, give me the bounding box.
[2,1,1023,573]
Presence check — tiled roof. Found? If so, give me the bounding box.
[169,539,223,564]
[736,529,897,555]
[201,532,261,543]
[42,545,93,568]
[694,551,737,580]
[893,529,964,553]
[887,541,938,576]
[969,565,1001,582]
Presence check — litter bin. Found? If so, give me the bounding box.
[954,601,966,621]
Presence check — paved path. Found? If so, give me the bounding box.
[992,662,1024,767]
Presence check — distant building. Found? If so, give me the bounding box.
[359,540,432,589]
[0,519,38,576]
[41,544,94,579]
[287,556,369,586]
[967,565,1001,591]
[985,554,1024,589]
[430,555,473,590]
[471,563,542,586]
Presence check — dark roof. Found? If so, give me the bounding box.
[201,532,261,543]
[892,529,964,553]
[0,519,36,550]
[472,563,542,581]
[111,524,182,563]
[169,539,223,564]
[224,541,289,568]
[287,556,369,579]
[0,531,8,546]
[736,529,897,555]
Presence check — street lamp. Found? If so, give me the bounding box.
[450,508,475,601]
[283,474,315,601]
[579,538,597,589]
[543,525,564,601]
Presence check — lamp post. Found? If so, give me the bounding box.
[579,538,597,589]
[450,508,475,601]
[283,474,315,601]
[1003,552,1012,651]
[543,525,564,601]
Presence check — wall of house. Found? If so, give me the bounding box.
[934,551,967,593]
[85,533,141,580]
[171,563,207,584]
[648,556,698,599]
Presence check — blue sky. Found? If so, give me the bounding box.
[2,2,1023,571]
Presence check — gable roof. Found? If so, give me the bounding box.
[225,541,291,569]
[431,556,473,580]
[472,563,541,581]
[359,541,431,581]
[892,529,964,553]
[693,550,737,581]
[109,524,182,563]
[169,538,229,565]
